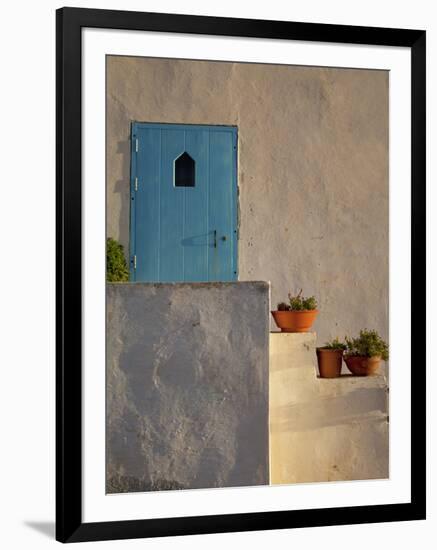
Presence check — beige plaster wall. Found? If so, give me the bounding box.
[270,332,389,484]
[106,56,389,343]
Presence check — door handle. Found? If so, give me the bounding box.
[213,231,227,247]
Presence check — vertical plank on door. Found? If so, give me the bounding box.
[209,129,235,281]
[131,125,161,281]
[183,129,209,281]
[160,129,185,282]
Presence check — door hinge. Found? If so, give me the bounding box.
[132,255,137,270]
[135,138,139,152]
[134,177,138,191]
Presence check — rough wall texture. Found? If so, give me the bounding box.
[106,56,389,345]
[269,333,389,484]
[106,282,270,492]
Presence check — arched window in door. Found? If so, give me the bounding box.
[174,152,195,187]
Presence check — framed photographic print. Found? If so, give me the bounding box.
[56,7,426,543]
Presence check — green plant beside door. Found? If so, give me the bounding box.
[107,237,129,282]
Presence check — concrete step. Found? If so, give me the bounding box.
[269,332,389,484]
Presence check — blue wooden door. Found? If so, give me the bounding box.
[130,123,238,282]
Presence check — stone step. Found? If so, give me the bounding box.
[269,332,389,485]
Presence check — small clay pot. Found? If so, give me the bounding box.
[271,310,319,333]
[316,348,344,378]
[344,355,381,376]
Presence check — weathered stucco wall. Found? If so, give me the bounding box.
[106,56,389,343]
[270,333,389,484]
[106,282,270,492]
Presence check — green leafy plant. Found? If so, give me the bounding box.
[276,290,318,311]
[288,289,317,311]
[322,337,347,351]
[106,237,129,282]
[345,329,389,361]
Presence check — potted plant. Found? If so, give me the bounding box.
[344,329,389,376]
[316,337,347,378]
[271,290,319,333]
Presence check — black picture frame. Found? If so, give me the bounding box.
[56,6,426,543]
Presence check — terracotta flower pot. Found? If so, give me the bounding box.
[271,310,319,333]
[344,355,381,376]
[316,348,344,378]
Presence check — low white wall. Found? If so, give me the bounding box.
[269,333,389,484]
[106,282,270,492]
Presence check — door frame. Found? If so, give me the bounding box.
[129,121,239,282]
